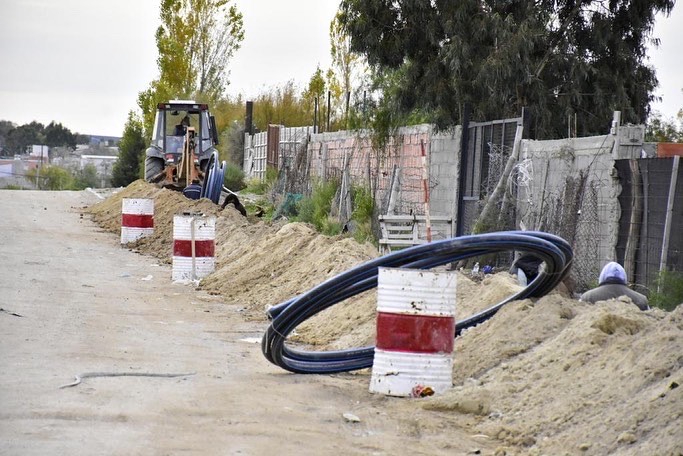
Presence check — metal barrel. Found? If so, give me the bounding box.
[369,267,456,397]
[171,213,216,282]
[120,198,154,244]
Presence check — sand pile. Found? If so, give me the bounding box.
[89,181,682,456]
[204,221,377,318]
[90,180,231,264]
[429,299,682,456]
[89,181,377,318]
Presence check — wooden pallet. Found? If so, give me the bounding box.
[378,214,453,255]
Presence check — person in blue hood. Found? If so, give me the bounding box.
[579,262,649,310]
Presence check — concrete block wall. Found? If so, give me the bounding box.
[241,122,632,282]
[303,125,462,241]
[520,134,619,287]
[428,127,461,219]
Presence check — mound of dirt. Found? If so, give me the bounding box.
[89,181,377,319]
[90,180,231,264]
[89,181,683,456]
[428,301,682,456]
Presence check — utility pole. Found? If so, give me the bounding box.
[36,145,45,190]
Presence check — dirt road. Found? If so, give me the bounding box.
[0,190,492,455]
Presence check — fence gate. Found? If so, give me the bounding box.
[266,125,280,170]
[244,130,268,181]
[460,115,523,234]
[244,126,313,182]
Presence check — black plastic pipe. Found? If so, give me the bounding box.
[261,231,572,374]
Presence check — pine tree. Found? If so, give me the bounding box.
[111,112,146,187]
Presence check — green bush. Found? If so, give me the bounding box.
[649,270,683,311]
[245,200,275,219]
[296,179,340,234]
[2,184,23,190]
[350,185,376,243]
[292,181,378,241]
[351,185,374,221]
[244,166,278,195]
[224,163,246,191]
[27,165,73,190]
[71,164,100,190]
[244,177,267,194]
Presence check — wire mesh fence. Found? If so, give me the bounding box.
[515,139,618,293]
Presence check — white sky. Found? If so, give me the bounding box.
[0,0,680,137]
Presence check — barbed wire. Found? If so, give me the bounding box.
[482,142,510,198]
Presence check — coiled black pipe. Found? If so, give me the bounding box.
[261,231,572,374]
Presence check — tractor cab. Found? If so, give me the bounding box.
[144,100,225,204]
[149,101,218,167]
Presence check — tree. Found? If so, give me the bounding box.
[74,133,91,145]
[111,112,146,187]
[1,120,83,155]
[302,66,332,131]
[0,120,14,155]
[211,94,244,133]
[27,165,73,190]
[73,164,100,190]
[252,81,311,131]
[5,121,45,155]
[339,0,675,139]
[138,0,244,137]
[218,120,244,166]
[329,11,368,129]
[646,112,683,142]
[44,121,76,149]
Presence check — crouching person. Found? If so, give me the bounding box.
[579,262,650,311]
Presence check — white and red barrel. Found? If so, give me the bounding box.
[120,198,154,244]
[172,213,216,282]
[369,267,456,397]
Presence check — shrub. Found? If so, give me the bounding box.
[27,165,73,190]
[244,166,278,195]
[350,185,376,243]
[296,178,340,234]
[224,163,246,191]
[71,164,100,190]
[649,270,683,311]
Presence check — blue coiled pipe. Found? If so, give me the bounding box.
[200,151,225,204]
[261,231,572,374]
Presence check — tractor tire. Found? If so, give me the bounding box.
[144,156,164,182]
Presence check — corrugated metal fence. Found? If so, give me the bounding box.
[615,156,682,293]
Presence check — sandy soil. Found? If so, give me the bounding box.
[3,181,682,455]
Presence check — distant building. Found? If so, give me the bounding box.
[0,156,42,188]
[0,140,121,188]
[89,135,121,147]
[30,145,49,163]
[80,154,118,175]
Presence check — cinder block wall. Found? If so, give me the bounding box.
[426,128,461,237]
[243,124,628,286]
[519,134,619,288]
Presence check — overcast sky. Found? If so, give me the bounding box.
[0,0,681,137]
